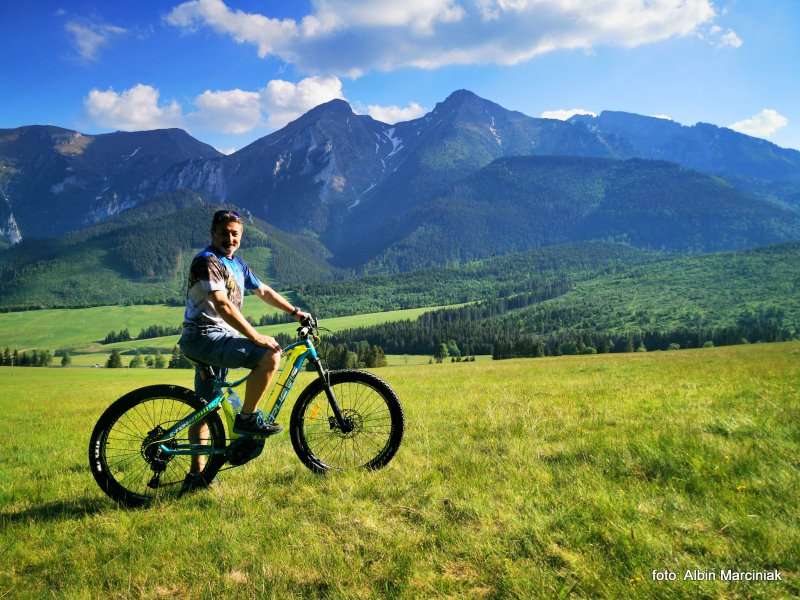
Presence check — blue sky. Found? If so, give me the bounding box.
[1,1,798,153]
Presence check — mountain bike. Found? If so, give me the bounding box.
[88,317,404,507]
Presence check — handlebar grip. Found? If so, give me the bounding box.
[297,314,317,339]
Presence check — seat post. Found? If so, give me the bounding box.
[185,355,224,401]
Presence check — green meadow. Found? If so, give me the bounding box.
[1,342,798,598]
[0,303,451,354]
[0,300,292,351]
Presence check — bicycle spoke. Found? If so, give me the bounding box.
[93,393,225,503]
[299,377,398,470]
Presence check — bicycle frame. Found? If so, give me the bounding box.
[155,338,320,457]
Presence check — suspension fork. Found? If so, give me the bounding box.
[309,356,353,433]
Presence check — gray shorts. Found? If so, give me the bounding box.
[179,325,272,402]
[179,325,270,370]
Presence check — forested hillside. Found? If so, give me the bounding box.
[3,90,799,318]
[325,242,800,357]
[360,156,800,271]
[0,192,337,309]
[295,241,657,316]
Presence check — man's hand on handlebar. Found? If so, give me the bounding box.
[297,313,318,339]
[294,309,312,323]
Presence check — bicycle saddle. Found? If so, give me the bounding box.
[184,354,223,382]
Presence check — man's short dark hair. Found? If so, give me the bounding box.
[212,209,242,231]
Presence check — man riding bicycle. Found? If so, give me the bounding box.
[178,209,310,442]
[86,208,403,501]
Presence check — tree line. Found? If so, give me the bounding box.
[322,285,573,357]
[311,340,388,370]
[249,312,297,327]
[102,324,183,344]
[151,339,389,372]
[105,349,167,369]
[321,300,797,360]
[1,348,53,367]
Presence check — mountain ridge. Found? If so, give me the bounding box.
[6,88,800,246]
[0,125,221,241]
[2,89,800,276]
[348,154,800,271]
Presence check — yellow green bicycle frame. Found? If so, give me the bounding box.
[158,338,318,456]
[219,341,313,439]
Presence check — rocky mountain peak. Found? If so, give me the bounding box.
[429,89,508,125]
[300,98,354,121]
[441,89,481,105]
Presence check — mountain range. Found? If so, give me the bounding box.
[354,155,800,272]
[2,89,800,299]
[0,126,219,244]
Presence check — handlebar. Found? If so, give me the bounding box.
[297,314,319,340]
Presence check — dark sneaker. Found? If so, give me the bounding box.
[234,410,283,437]
[179,471,214,496]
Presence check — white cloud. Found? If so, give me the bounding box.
[85,84,184,131]
[652,114,673,120]
[165,0,297,58]
[65,19,126,61]
[190,89,261,134]
[306,0,465,35]
[367,102,427,124]
[540,108,596,120]
[166,0,719,76]
[701,23,742,48]
[261,76,346,128]
[718,30,742,48]
[85,76,346,134]
[729,109,788,139]
[217,147,238,155]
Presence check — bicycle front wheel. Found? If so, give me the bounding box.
[88,385,226,507]
[290,370,404,473]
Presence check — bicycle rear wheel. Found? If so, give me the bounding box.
[88,385,226,507]
[289,370,404,473]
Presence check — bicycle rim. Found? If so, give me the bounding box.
[92,387,225,505]
[292,371,403,471]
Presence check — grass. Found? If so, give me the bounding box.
[0,303,451,353]
[76,305,454,354]
[1,342,798,598]
[0,300,294,351]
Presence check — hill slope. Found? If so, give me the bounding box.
[512,241,800,335]
[0,192,337,309]
[324,242,800,355]
[296,241,659,316]
[569,110,800,196]
[0,126,220,241]
[359,155,800,271]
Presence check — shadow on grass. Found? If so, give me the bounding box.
[0,497,110,525]
[264,469,304,486]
